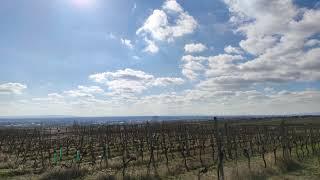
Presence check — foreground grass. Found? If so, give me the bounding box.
[1,152,320,180]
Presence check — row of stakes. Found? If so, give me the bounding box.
[52,147,81,164]
[52,145,108,164]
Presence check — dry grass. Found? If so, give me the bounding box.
[39,166,89,180]
[227,164,275,180]
[276,158,302,172]
[95,173,117,180]
[0,148,318,180]
[226,153,306,180]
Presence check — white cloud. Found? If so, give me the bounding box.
[179,54,241,82]
[132,56,140,60]
[132,88,320,115]
[182,55,207,62]
[162,0,183,13]
[77,85,104,94]
[0,83,27,95]
[89,68,184,94]
[264,87,274,93]
[225,0,299,55]
[224,45,243,54]
[137,0,197,53]
[193,0,320,91]
[107,33,116,40]
[298,48,320,72]
[179,53,244,81]
[305,39,320,47]
[152,77,184,86]
[143,38,159,53]
[4,84,320,116]
[132,3,137,13]
[239,36,278,56]
[137,9,169,41]
[6,86,320,116]
[64,86,104,98]
[182,62,205,80]
[181,69,199,80]
[65,91,94,98]
[102,0,320,114]
[224,0,320,57]
[32,93,64,103]
[184,43,207,53]
[137,7,197,41]
[208,54,243,64]
[170,11,197,38]
[181,55,207,80]
[120,38,134,49]
[48,93,64,99]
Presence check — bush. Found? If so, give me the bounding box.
[39,167,88,180]
[95,173,116,180]
[276,158,302,172]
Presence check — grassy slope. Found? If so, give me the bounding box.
[1,153,319,179]
[179,155,320,180]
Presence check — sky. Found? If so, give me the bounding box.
[0,0,320,116]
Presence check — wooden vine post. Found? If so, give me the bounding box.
[214,117,224,180]
[280,120,289,160]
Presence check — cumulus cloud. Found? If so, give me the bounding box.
[182,55,208,62]
[191,0,320,91]
[0,83,27,95]
[32,93,64,103]
[225,0,299,55]
[30,86,105,109]
[89,68,184,94]
[133,88,320,115]
[224,45,243,54]
[137,0,197,53]
[162,0,183,13]
[180,53,245,81]
[208,54,243,64]
[143,38,159,54]
[17,86,320,116]
[137,9,169,41]
[64,86,104,98]
[120,38,134,49]
[184,43,207,53]
[181,62,205,80]
[181,55,207,80]
[136,8,197,41]
[305,39,320,47]
[153,77,184,86]
[224,0,320,57]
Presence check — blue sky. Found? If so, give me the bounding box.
[0,0,320,116]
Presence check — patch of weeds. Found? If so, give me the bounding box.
[276,158,302,172]
[39,167,88,180]
[95,173,116,180]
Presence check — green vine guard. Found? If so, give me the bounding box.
[76,150,80,162]
[59,147,63,161]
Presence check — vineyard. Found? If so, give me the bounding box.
[1,116,320,179]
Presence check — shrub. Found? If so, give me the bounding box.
[276,158,302,172]
[39,167,88,180]
[95,173,116,180]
